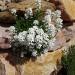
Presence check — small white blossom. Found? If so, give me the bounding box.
[28,28,35,36]
[14,35,18,40]
[21,31,27,37]
[18,32,25,42]
[45,9,52,15]
[33,20,39,25]
[11,8,16,15]
[27,34,34,45]
[37,44,42,49]
[35,35,43,43]
[33,26,38,31]
[47,24,56,37]
[35,0,41,10]
[55,10,61,18]
[44,15,51,24]
[55,18,63,30]
[56,18,63,25]
[17,31,27,45]
[43,33,49,40]
[9,26,15,33]
[43,33,49,43]
[24,13,29,19]
[36,28,44,35]
[26,8,33,17]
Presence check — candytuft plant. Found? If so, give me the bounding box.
[9,0,63,58]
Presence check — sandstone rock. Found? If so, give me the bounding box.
[0,1,7,11]
[0,26,11,49]
[60,0,75,21]
[0,49,62,75]
[49,0,75,21]
[62,23,75,42]
[53,31,66,50]
[0,11,15,23]
[0,60,6,75]
[7,0,55,11]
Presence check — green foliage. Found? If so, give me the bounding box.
[62,45,75,75]
[15,10,46,34]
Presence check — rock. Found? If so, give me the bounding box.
[59,0,75,21]
[0,1,7,11]
[0,60,6,75]
[0,11,15,23]
[62,23,75,42]
[7,0,55,11]
[53,31,66,50]
[0,49,62,75]
[49,0,75,21]
[0,26,11,49]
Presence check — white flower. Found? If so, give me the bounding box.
[28,28,35,36]
[56,18,63,24]
[32,50,37,57]
[9,26,15,33]
[43,33,49,46]
[17,32,25,43]
[37,44,42,49]
[47,24,56,37]
[44,15,51,24]
[40,29,44,35]
[11,8,16,15]
[49,38,56,50]
[55,18,63,30]
[36,28,44,35]
[35,35,43,43]
[35,0,41,10]
[43,33,49,41]
[14,35,18,40]
[33,20,39,25]
[24,13,29,19]
[26,8,33,17]
[27,34,34,45]
[21,31,27,37]
[55,10,61,18]
[45,9,52,15]
[33,26,38,31]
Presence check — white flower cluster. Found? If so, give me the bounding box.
[10,25,49,57]
[10,8,17,15]
[35,0,41,10]
[9,7,63,57]
[44,9,56,38]
[43,9,63,50]
[44,9,63,37]
[33,20,39,25]
[24,8,33,19]
[9,26,16,34]
[52,10,63,31]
